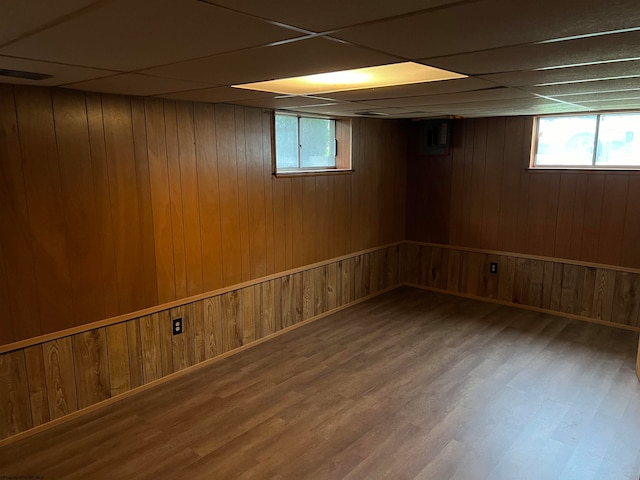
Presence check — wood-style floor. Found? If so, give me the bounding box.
[2,287,639,479]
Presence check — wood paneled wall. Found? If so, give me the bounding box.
[0,85,407,346]
[0,245,400,441]
[402,242,640,331]
[406,117,640,269]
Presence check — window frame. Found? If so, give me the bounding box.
[272,111,352,177]
[530,111,640,171]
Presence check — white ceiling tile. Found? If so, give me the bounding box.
[0,55,114,85]
[461,103,590,117]
[290,105,436,118]
[142,37,401,85]
[553,90,640,104]
[423,30,640,75]
[0,0,101,46]
[333,0,640,60]
[524,77,640,96]
[64,73,217,96]
[0,0,302,71]
[3,0,639,117]
[358,87,532,108]
[202,0,458,32]
[282,103,379,117]
[231,95,338,109]
[572,99,640,110]
[292,102,388,113]
[412,97,584,114]
[325,77,499,102]
[478,59,640,87]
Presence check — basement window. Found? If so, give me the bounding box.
[532,112,640,169]
[274,112,351,175]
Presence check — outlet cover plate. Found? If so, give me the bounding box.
[172,318,183,335]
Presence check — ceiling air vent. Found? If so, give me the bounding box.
[355,111,389,117]
[0,69,52,80]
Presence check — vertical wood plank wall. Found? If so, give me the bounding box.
[0,245,401,441]
[401,242,640,331]
[0,85,407,346]
[406,116,640,270]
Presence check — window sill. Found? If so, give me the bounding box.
[528,166,640,173]
[273,169,354,178]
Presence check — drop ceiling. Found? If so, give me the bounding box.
[1,0,639,118]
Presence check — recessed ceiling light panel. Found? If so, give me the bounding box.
[232,62,466,96]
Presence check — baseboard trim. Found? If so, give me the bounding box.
[404,282,640,333]
[0,284,401,448]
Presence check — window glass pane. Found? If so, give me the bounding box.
[595,113,640,166]
[300,117,336,168]
[275,114,299,169]
[535,115,597,166]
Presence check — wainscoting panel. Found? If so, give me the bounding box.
[0,245,400,442]
[402,242,640,331]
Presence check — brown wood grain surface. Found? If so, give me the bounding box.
[72,329,110,409]
[0,85,406,347]
[86,93,121,318]
[0,86,40,341]
[408,116,640,270]
[405,243,640,331]
[131,97,159,310]
[42,337,77,420]
[0,350,31,439]
[52,89,106,327]
[106,323,131,396]
[23,346,49,427]
[102,95,147,314]
[15,86,74,334]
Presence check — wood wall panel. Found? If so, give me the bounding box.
[216,105,243,287]
[23,346,49,427]
[146,97,176,304]
[0,85,406,346]
[158,310,174,378]
[15,87,74,334]
[165,101,189,300]
[52,89,106,327]
[126,320,144,390]
[170,304,196,372]
[106,323,131,396]
[0,245,401,442]
[0,350,31,439]
[207,297,224,360]
[621,176,640,268]
[0,86,38,342]
[72,329,110,409]
[86,94,121,318]
[404,242,640,331]
[131,97,159,310]
[42,337,77,420]
[0,244,13,345]
[140,313,162,384]
[102,95,148,314]
[235,107,253,282]
[245,108,268,279]
[407,116,640,270]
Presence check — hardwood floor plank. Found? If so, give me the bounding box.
[2,288,639,479]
